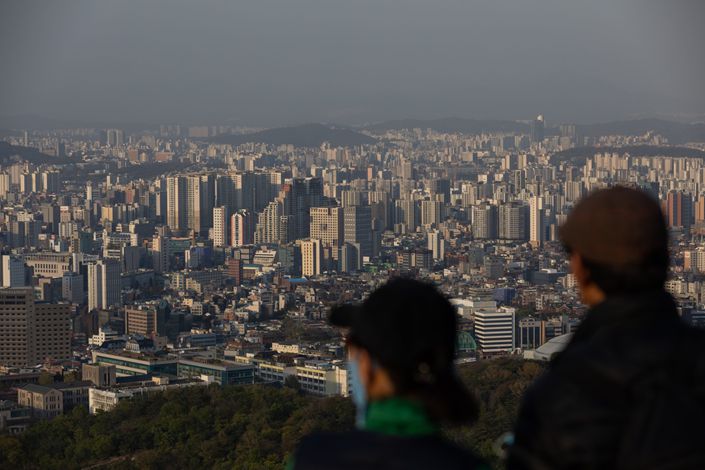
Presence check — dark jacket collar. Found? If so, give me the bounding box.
[568,289,679,349]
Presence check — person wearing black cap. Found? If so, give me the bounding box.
[507,186,705,469]
[289,278,489,470]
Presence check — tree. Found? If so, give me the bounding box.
[37,371,54,385]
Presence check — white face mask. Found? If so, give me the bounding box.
[348,356,368,429]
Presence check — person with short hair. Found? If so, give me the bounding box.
[290,278,489,470]
[508,186,705,469]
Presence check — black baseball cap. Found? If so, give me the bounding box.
[330,277,478,424]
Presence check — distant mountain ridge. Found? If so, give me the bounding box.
[208,123,376,147]
[576,119,705,144]
[0,141,73,165]
[365,117,705,144]
[365,117,529,134]
[551,145,705,165]
[0,115,151,133]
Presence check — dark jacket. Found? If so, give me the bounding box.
[508,290,705,470]
[291,398,488,470]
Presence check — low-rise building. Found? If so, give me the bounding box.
[89,375,208,414]
[177,358,255,385]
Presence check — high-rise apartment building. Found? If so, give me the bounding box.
[529,196,544,248]
[211,206,228,247]
[472,204,498,239]
[499,202,529,240]
[667,190,693,230]
[420,199,444,227]
[186,174,214,236]
[151,236,169,274]
[427,230,446,261]
[230,210,254,247]
[166,176,188,232]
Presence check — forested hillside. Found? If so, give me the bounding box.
[0,358,543,469]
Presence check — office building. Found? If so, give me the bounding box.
[474,306,516,355]
[343,205,372,259]
[87,260,122,311]
[61,272,84,304]
[310,206,343,255]
[2,255,27,287]
[300,239,322,277]
[0,288,71,367]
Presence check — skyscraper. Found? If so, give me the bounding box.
[530,115,545,144]
[292,177,323,239]
[87,260,121,311]
[343,205,373,259]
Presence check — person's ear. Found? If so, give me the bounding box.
[348,345,374,389]
[570,252,590,286]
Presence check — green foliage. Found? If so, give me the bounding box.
[0,359,543,469]
[447,358,545,468]
[37,371,55,385]
[0,385,354,470]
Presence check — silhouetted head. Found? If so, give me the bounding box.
[330,278,478,425]
[560,186,669,305]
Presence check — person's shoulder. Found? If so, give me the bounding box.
[294,431,489,470]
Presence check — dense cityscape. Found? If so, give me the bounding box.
[1,116,705,436]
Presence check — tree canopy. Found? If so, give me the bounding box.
[0,358,544,469]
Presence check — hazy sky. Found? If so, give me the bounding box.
[1,0,704,126]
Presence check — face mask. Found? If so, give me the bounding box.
[348,356,368,429]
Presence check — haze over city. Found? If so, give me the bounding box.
[1,0,705,126]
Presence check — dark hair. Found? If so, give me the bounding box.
[386,365,478,426]
[560,187,669,295]
[580,256,668,295]
[345,279,478,425]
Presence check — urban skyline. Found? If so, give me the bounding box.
[1,1,705,467]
